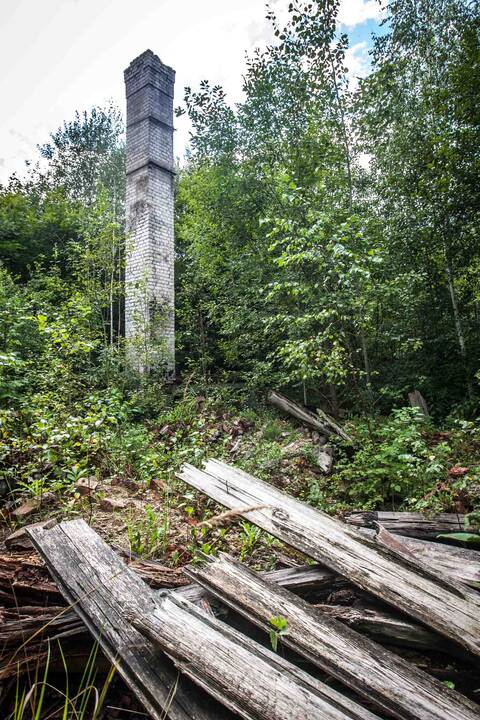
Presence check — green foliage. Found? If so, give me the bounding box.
[308,408,450,510]
[127,504,170,557]
[239,521,262,562]
[436,532,480,547]
[11,641,116,720]
[268,614,289,653]
[176,0,480,412]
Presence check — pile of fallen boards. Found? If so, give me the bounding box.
[2,460,480,720]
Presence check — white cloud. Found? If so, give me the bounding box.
[345,41,371,88]
[0,0,382,183]
[339,0,382,28]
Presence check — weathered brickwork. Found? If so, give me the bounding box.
[124,50,175,375]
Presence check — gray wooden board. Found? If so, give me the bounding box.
[131,592,381,720]
[28,519,234,720]
[357,527,480,588]
[178,459,480,657]
[345,511,466,539]
[268,390,332,435]
[313,603,448,652]
[174,561,335,604]
[186,554,480,720]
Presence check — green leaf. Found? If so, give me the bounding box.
[436,533,480,547]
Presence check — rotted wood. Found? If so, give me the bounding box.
[178,459,480,657]
[27,519,235,720]
[345,511,467,539]
[186,553,480,720]
[130,593,380,720]
[0,605,99,680]
[0,543,186,604]
[408,389,429,416]
[0,550,62,605]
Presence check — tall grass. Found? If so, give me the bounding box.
[10,640,116,720]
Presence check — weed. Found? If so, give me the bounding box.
[127,504,169,558]
[268,615,288,652]
[240,521,262,561]
[10,640,116,720]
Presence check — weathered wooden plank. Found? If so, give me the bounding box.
[186,554,480,720]
[408,390,429,416]
[313,603,447,652]
[268,390,352,441]
[178,459,480,656]
[28,519,233,720]
[269,390,332,434]
[175,561,337,604]
[131,592,380,720]
[358,528,480,588]
[345,510,466,539]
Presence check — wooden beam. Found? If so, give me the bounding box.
[186,554,480,720]
[177,459,480,657]
[345,511,466,539]
[268,391,331,434]
[28,519,233,720]
[268,390,353,442]
[130,593,380,720]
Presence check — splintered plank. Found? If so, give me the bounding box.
[177,459,480,657]
[130,593,380,720]
[358,528,480,589]
[28,519,232,720]
[345,511,466,539]
[268,390,332,435]
[186,554,480,720]
[268,390,353,442]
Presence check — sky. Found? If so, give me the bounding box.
[0,0,383,184]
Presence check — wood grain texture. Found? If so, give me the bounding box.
[313,603,448,651]
[186,553,480,720]
[345,511,466,539]
[131,592,381,720]
[268,390,353,441]
[178,459,480,657]
[268,390,332,434]
[27,519,233,720]
[358,527,480,588]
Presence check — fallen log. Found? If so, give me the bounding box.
[268,390,352,441]
[131,593,380,720]
[345,510,467,540]
[178,459,480,657]
[28,519,233,720]
[186,553,480,720]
